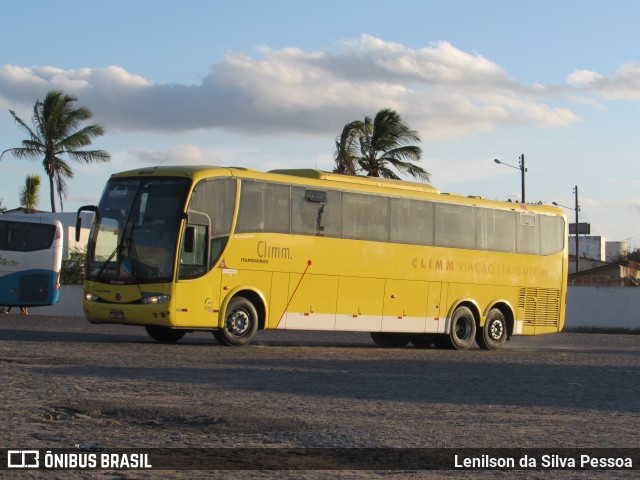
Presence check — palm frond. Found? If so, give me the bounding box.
[6,89,111,211]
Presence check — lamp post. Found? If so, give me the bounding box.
[553,185,580,273]
[494,154,526,203]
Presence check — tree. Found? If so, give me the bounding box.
[60,247,86,285]
[615,248,640,263]
[19,174,40,213]
[3,90,111,212]
[333,121,361,175]
[333,108,430,181]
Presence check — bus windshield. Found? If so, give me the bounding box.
[87,178,191,284]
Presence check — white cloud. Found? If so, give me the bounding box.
[128,145,223,166]
[0,35,580,139]
[566,69,602,86]
[566,63,640,101]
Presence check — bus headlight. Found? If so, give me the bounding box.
[141,295,171,304]
[84,292,100,302]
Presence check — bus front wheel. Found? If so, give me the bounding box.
[476,308,507,350]
[447,306,476,350]
[145,325,186,343]
[216,296,258,346]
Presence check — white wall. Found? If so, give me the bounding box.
[565,286,640,330]
[29,285,84,317]
[28,285,640,332]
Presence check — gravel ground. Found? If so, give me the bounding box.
[0,315,639,479]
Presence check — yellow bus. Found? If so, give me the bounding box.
[77,166,567,350]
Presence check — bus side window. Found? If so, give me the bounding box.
[390,197,434,245]
[517,212,540,255]
[434,203,476,249]
[180,178,236,277]
[237,181,291,234]
[540,215,564,255]
[178,223,208,279]
[292,187,341,237]
[209,236,228,269]
[343,193,388,242]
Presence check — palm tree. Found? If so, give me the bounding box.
[3,90,111,212]
[19,174,40,213]
[333,121,362,175]
[333,108,430,182]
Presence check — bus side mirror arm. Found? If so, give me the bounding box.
[76,205,100,242]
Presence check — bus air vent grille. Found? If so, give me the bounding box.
[18,274,50,303]
[518,287,560,327]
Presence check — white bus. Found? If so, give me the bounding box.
[0,214,63,308]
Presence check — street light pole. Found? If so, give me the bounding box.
[494,154,526,203]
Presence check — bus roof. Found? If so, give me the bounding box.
[269,169,440,194]
[109,165,565,216]
[0,214,63,226]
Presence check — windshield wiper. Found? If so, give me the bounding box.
[95,246,119,281]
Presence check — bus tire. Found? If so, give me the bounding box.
[447,306,476,350]
[476,308,507,350]
[145,325,186,343]
[218,296,258,346]
[411,334,437,348]
[370,332,410,348]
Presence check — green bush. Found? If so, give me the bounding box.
[60,248,86,285]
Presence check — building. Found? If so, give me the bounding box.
[606,241,629,262]
[569,261,640,286]
[569,235,605,261]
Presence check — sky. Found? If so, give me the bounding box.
[2,0,640,248]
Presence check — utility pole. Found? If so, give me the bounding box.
[553,187,582,274]
[574,185,579,273]
[520,154,525,204]
[493,153,527,203]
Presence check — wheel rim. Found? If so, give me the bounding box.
[227,308,251,337]
[455,317,473,341]
[488,318,504,341]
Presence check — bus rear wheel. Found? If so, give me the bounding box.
[145,325,186,343]
[476,308,507,350]
[216,296,258,346]
[446,306,477,350]
[370,332,410,348]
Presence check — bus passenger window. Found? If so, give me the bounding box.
[390,198,434,245]
[435,204,476,249]
[343,193,388,242]
[237,181,291,234]
[292,187,341,237]
[540,215,564,255]
[517,213,540,255]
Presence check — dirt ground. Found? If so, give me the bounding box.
[1,315,639,479]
